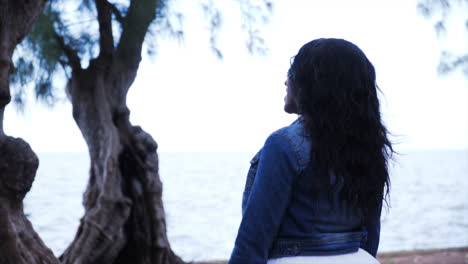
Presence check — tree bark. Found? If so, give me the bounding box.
[0,137,60,264]
[60,56,185,264]
[0,1,60,264]
[59,1,185,260]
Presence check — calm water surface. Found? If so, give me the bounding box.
[24,150,468,261]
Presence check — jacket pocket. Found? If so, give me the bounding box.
[242,150,261,213]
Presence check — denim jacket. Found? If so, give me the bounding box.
[229,119,381,264]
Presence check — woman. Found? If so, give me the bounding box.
[229,38,392,264]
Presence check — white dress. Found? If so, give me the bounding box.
[267,248,380,264]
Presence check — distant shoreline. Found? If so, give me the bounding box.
[195,246,468,264]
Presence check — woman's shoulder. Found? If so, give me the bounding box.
[271,118,307,143]
[268,118,311,167]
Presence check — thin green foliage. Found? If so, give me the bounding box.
[10,0,272,110]
[417,0,468,75]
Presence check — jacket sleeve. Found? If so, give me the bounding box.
[229,133,299,264]
[361,203,382,257]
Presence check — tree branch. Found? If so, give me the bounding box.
[54,33,82,72]
[95,0,114,58]
[10,0,48,45]
[0,0,47,110]
[109,3,124,24]
[115,0,161,68]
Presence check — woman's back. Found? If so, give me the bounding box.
[229,38,391,264]
[236,119,379,263]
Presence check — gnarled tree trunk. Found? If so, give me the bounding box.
[58,1,185,263]
[0,1,60,264]
[60,59,184,264]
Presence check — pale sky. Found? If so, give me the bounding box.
[4,0,468,152]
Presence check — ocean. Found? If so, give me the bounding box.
[23,150,468,261]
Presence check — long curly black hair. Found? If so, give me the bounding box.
[288,38,393,217]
